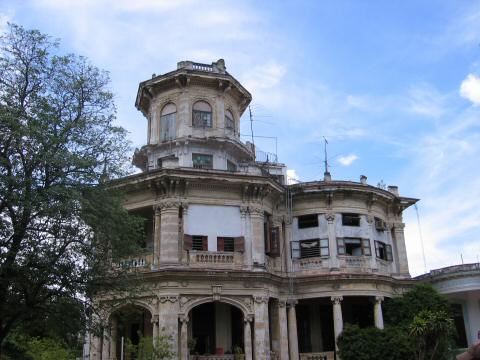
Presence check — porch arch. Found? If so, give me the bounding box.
[181,296,252,318]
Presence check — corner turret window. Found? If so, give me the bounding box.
[160,103,176,141]
[342,213,361,226]
[192,153,213,169]
[192,101,212,128]
[225,110,235,132]
[375,241,393,261]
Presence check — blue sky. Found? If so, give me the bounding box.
[2,0,480,276]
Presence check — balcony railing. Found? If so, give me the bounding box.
[188,251,243,269]
[114,253,153,271]
[300,352,330,360]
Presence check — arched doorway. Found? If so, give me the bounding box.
[108,304,153,360]
[188,302,245,357]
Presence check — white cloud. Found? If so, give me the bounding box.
[460,73,480,106]
[407,84,447,118]
[337,154,359,166]
[286,169,300,185]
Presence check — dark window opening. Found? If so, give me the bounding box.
[217,237,235,252]
[299,239,329,258]
[192,236,206,251]
[337,238,371,256]
[342,213,360,226]
[298,214,319,229]
[192,153,213,169]
[225,110,235,132]
[227,160,237,172]
[451,303,468,348]
[157,158,162,168]
[375,241,393,261]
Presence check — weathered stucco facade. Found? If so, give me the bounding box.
[85,60,418,360]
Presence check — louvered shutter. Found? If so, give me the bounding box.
[234,236,245,252]
[183,234,193,250]
[217,237,224,252]
[375,241,381,258]
[291,241,300,259]
[202,236,208,251]
[269,227,280,256]
[386,244,393,261]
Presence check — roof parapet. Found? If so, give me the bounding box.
[177,59,226,74]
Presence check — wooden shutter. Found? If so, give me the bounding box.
[234,236,245,252]
[264,221,271,254]
[386,244,393,261]
[217,237,224,252]
[337,238,345,255]
[375,241,381,258]
[183,234,193,250]
[269,227,280,256]
[291,241,300,259]
[362,239,371,256]
[202,236,208,251]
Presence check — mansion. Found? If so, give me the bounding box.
[85,59,420,360]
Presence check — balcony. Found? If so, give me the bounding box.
[188,251,244,269]
[338,255,371,270]
[114,253,153,272]
[292,257,328,273]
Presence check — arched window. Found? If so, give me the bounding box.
[225,110,235,132]
[192,101,212,128]
[160,103,176,141]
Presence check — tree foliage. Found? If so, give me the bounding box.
[0,23,143,350]
[125,331,176,360]
[337,284,456,360]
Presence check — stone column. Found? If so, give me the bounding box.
[159,201,180,265]
[374,296,384,329]
[153,205,161,267]
[240,206,252,267]
[101,326,110,360]
[90,334,101,360]
[152,314,159,345]
[331,296,343,351]
[278,301,289,360]
[325,213,339,269]
[250,207,265,267]
[179,316,189,360]
[110,316,118,360]
[158,296,179,356]
[253,296,270,360]
[287,300,299,360]
[392,223,410,276]
[244,315,253,360]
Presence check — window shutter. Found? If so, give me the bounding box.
[337,238,345,255]
[291,241,300,259]
[234,236,245,252]
[264,221,271,254]
[362,239,371,256]
[375,241,380,258]
[217,237,224,252]
[269,227,280,256]
[386,244,393,261]
[202,236,208,251]
[183,234,193,251]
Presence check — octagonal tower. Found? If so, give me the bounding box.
[133,59,253,172]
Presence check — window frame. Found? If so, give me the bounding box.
[192,101,213,128]
[160,103,177,142]
[375,240,393,261]
[297,238,329,259]
[337,237,371,256]
[225,110,235,132]
[227,160,237,172]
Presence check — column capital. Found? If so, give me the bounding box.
[240,205,249,217]
[393,222,405,231]
[179,315,189,324]
[324,213,336,223]
[375,296,384,303]
[151,314,159,325]
[158,200,181,211]
[286,299,298,307]
[249,206,264,217]
[244,314,254,323]
[278,300,287,308]
[253,295,269,304]
[331,296,343,304]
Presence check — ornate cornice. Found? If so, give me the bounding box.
[331,296,343,304]
[158,295,179,303]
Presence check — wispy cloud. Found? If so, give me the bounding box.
[407,84,447,118]
[460,73,480,106]
[337,154,359,166]
[286,169,300,184]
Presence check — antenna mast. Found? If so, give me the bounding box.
[249,105,255,161]
[323,136,329,174]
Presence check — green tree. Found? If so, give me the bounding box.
[0,23,143,352]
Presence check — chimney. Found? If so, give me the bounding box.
[387,185,399,196]
[360,175,367,185]
[324,172,331,182]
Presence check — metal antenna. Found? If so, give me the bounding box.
[249,105,255,161]
[414,203,427,273]
[323,136,329,174]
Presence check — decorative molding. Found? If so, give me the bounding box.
[366,215,374,224]
[375,296,384,304]
[158,200,181,210]
[158,295,179,303]
[249,206,264,216]
[393,223,405,231]
[151,314,159,325]
[240,206,249,217]
[179,315,189,324]
[253,295,269,304]
[244,314,254,323]
[286,299,298,307]
[212,284,222,301]
[278,300,287,308]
